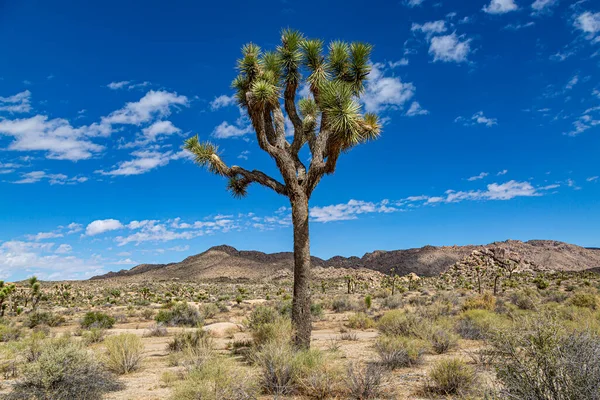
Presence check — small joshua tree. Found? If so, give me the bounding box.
[185,30,381,348]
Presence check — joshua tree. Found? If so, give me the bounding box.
[185,30,381,348]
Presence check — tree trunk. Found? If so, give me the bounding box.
[290,193,312,349]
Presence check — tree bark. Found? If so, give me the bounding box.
[290,192,312,349]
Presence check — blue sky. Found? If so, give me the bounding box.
[0,0,599,281]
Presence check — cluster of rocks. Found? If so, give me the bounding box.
[441,247,546,290]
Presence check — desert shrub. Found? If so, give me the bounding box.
[570,292,598,310]
[332,296,359,313]
[375,335,425,369]
[534,277,550,290]
[171,356,258,400]
[168,329,212,353]
[103,333,144,374]
[140,308,155,320]
[310,303,324,319]
[347,312,375,330]
[81,311,115,329]
[82,328,105,344]
[455,309,504,340]
[377,310,425,338]
[253,342,297,395]
[491,318,600,399]
[364,295,372,309]
[155,302,203,327]
[510,290,537,310]
[0,323,22,342]
[247,305,278,331]
[251,316,293,347]
[7,338,121,400]
[463,292,496,311]
[297,363,343,399]
[345,362,388,399]
[144,323,168,337]
[381,294,403,309]
[426,358,475,395]
[23,311,65,328]
[200,303,220,319]
[417,300,453,320]
[429,328,459,354]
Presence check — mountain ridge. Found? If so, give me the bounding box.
[90,239,600,282]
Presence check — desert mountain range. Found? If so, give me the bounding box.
[91,240,600,282]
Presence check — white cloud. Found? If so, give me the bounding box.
[238,150,250,160]
[411,21,447,39]
[483,0,519,14]
[102,90,188,126]
[85,219,124,236]
[565,114,600,136]
[504,22,535,30]
[13,170,87,185]
[362,63,416,113]
[96,150,181,176]
[455,111,498,127]
[212,120,253,139]
[107,81,130,90]
[310,199,397,223]
[587,176,599,182]
[405,101,429,117]
[55,244,72,254]
[110,258,137,265]
[405,0,424,6]
[210,94,237,110]
[497,169,508,176]
[531,0,558,15]
[388,59,409,68]
[429,34,471,63]
[404,180,550,205]
[574,12,600,40]
[0,240,105,280]
[467,172,489,181]
[168,245,190,252]
[0,90,32,113]
[565,74,579,90]
[0,115,106,161]
[26,231,64,241]
[66,223,83,234]
[141,120,181,141]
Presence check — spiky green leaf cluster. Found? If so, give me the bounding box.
[184,135,224,175]
[227,176,250,198]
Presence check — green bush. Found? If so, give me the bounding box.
[168,329,212,353]
[491,317,600,399]
[251,316,293,348]
[375,335,425,369]
[426,358,475,395]
[462,292,496,311]
[155,302,203,327]
[0,323,22,342]
[347,312,375,330]
[570,292,598,310]
[429,328,459,354]
[23,311,65,329]
[345,362,388,399]
[81,312,115,329]
[455,309,504,340]
[171,356,258,400]
[7,338,121,400]
[103,333,144,374]
[377,310,425,338]
[82,328,105,344]
[247,305,279,331]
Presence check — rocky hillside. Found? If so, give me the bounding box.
[90,240,600,282]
